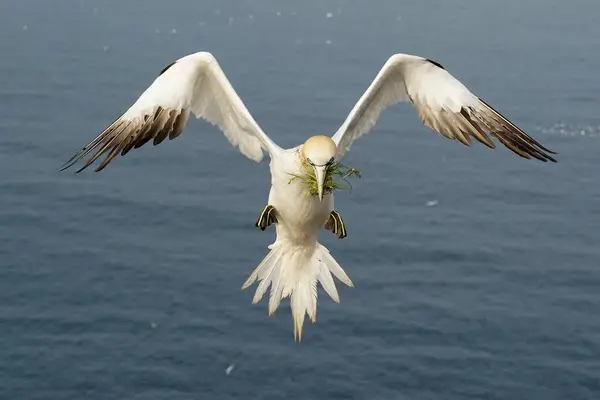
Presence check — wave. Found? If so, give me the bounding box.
[535,122,600,138]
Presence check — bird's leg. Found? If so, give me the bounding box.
[324,210,347,239]
[255,205,278,231]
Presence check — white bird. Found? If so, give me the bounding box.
[61,52,556,341]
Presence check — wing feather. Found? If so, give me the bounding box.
[62,52,279,172]
[331,54,556,162]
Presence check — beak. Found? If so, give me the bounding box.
[313,165,327,201]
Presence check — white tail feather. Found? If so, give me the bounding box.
[242,242,353,341]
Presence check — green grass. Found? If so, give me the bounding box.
[288,160,361,196]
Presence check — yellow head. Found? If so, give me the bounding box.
[301,136,337,201]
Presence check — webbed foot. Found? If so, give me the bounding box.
[255,205,278,231]
[324,210,347,239]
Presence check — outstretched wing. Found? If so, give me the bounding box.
[62,52,280,172]
[331,54,556,162]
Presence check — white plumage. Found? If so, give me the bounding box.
[62,51,556,341]
[62,53,278,172]
[332,54,554,160]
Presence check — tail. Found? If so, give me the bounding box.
[241,241,354,341]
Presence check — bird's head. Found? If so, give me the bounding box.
[301,135,337,201]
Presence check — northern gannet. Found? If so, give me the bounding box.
[61,52,556,341]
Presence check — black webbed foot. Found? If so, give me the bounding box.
[255,205,278,231]
[324,210,347,239]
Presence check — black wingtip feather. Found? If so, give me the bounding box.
[478,97,558,158]
[473,97,558,162]
[60,106,191,172]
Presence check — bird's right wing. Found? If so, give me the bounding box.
[62,52,280,172]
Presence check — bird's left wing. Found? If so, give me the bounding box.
[331,54,556,161]
[62,52,280,172]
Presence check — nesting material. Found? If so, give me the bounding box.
[288,160,361,196]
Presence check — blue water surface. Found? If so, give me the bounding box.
[1,1,599,399]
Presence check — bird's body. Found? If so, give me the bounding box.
[245,142,352,340]
[62,51,556,340]
[268,148,334,245]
